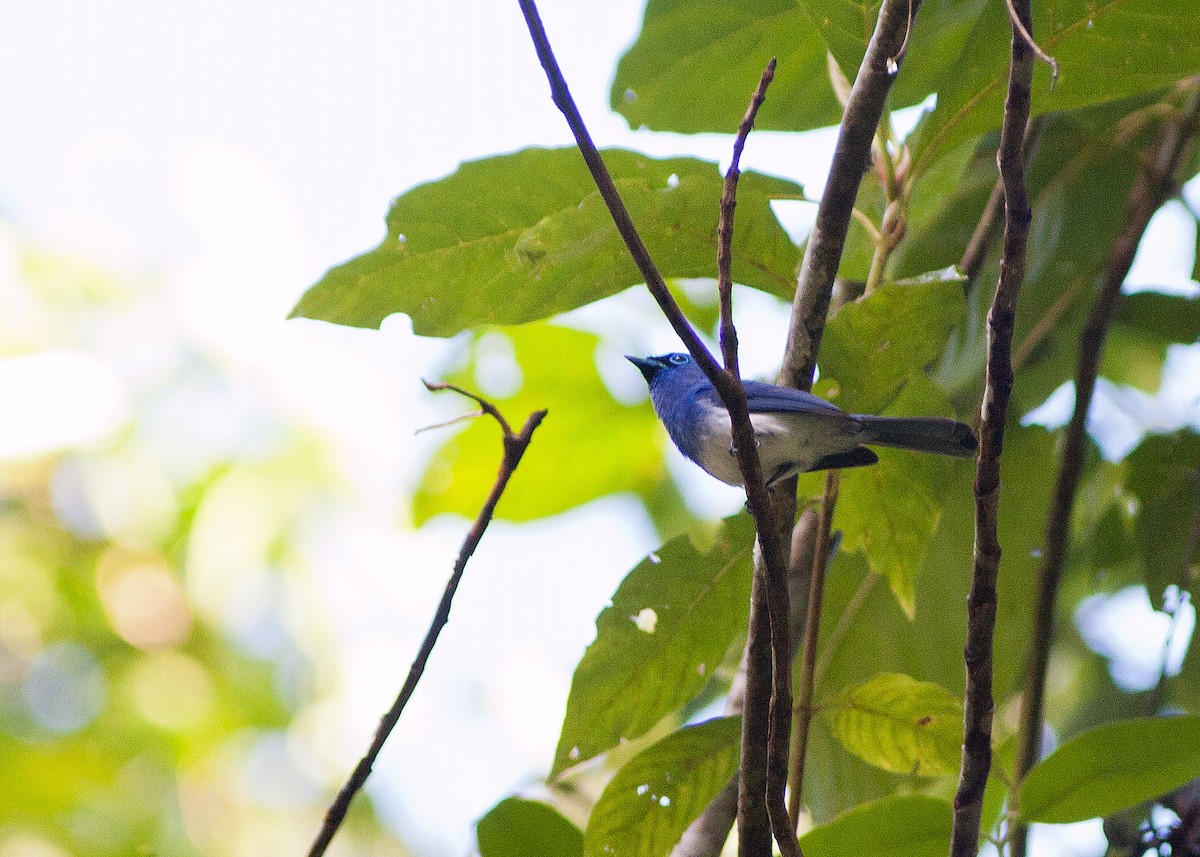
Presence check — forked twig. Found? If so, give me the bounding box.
[306,387,547,857]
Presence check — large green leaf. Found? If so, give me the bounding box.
[909,0,1200,177]
[292,148,803,335]
[815,271,967,415]
[796,0,881,80]
[583,717,741,857]
[611,0,840,134]
[414,324,673,523]
[832,375,964,616]
[1018,715,1200,823]
[477,797,583,857]
[550,515,754,777]
[822,672,964,776]
[1125,431,1200,603]
[798,795,953,857]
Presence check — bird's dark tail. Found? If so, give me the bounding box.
[856,415,978,458]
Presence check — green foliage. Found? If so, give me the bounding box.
[815,273,966,416]
[25,0,1200,854]
[797,795,953,857]
[610,0,840,134]
[414,323,678,524]
[550,515,754,777]
[583,717,741,857]
[1125,431,1200,603]
[908,0,1200,177]
[833,376,964,615]
[477,797,583,857]
[1018,715,1200,823]
[292,148,802,335]
[822,673,964,776]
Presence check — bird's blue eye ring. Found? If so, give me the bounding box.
[669,354,689,365]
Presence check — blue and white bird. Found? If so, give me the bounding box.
[627,352,977,487]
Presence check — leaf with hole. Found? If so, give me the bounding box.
[583,717,741,857]
[292,148,803,335]
[550,515,754,778]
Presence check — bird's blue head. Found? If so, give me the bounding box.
[625,352,697,386]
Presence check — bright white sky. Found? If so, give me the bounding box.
[1,2,1196,856]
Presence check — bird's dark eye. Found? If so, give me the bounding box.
[669,354,689,365]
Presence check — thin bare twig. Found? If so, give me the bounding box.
[959,179,1006,288]
[788,472,839,828]
[306,388,547,857]
[714,56,801,857]
[515,6,792,854]
[1010,84,1200,857]
[780,0,922,392]
[948,0,1036,850]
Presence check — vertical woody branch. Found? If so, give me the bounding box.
[948,0,1035,850]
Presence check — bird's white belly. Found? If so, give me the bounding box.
[693,407,849,486]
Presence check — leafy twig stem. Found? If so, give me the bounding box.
[306,389,547,857]
[787,471,840,828]
[1002,0,1059,83]
[671,512,821,857]
[949,0,1036,849]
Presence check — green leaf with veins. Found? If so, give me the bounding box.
[832,375,962,616]
[551,515,753,777]
[1018,715,1200,823]
[584,717,741,857]
[292,148,803,335]
[815,271,967,416]
[799,795,953,857]
[823,672,964,776]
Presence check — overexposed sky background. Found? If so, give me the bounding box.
[2,2,1198,856]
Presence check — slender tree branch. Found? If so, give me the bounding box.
[779,0,922,392]
[672,512,821,857]
[959,179,1006,288]
[306,388,547,857]
[788,472,840,828]
[1010,84,1200,857]
[720,58,776,381]
[948,0,1036,850]
[515,7,793,853]
[960,118,1044,296]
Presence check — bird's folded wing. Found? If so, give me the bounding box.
[741,381,849,417]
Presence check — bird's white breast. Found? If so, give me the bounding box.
[692,403,856,486]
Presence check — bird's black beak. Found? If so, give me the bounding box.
[625,355,661,383]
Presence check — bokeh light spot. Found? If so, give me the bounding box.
[129,650,213,730]
[22,642,106,734]
[97,549,192,649]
